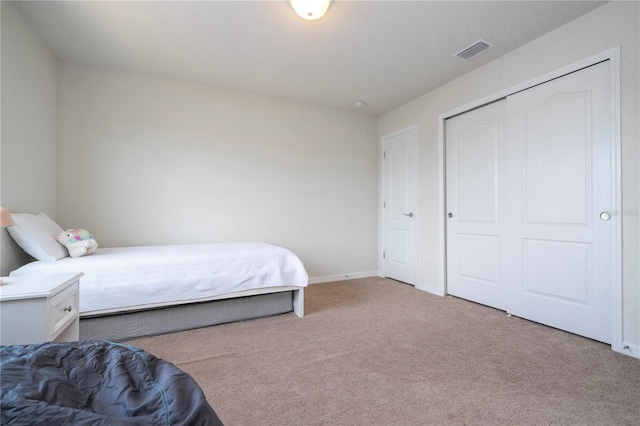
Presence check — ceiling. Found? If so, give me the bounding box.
[15,1,606,116]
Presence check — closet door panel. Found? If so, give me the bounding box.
[446,100,507,310]
[505,62,612,343]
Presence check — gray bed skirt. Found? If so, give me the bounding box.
[80,291,294,342]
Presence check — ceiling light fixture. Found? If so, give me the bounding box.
[290,0,331,21]
[353,100,367,109]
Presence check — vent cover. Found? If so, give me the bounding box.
[453,39,495,61]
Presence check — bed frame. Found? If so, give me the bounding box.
[80,287,304,341]
[6,234,308,341]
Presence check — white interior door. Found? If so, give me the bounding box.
[384,127,417,285]
[446,100,507,310]
[505,62,612,343]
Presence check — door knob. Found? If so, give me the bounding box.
[600,211,611,221]
[402,212,414,218]
[448,212,453,218]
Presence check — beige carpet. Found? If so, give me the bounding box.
[128,278,640,425]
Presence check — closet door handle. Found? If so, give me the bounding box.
[402,212,414,218]
[600,211,611,221]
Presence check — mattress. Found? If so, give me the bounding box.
[10,242,308,314]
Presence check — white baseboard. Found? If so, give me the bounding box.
[308,271,379,285]
[621,342,640,359]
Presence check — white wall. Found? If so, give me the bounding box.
[378,2,640,350]
[57,62,379,280]
[0,2,58,275]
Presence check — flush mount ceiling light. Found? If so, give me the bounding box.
[353,100,367,109]
[290,0,331,21]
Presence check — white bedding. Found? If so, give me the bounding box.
[10,242,308,314]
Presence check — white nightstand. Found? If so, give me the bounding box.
[0,273,83,346]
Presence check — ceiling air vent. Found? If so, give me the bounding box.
[453,39,495,61]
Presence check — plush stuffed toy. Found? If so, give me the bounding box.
[55,228,98,258]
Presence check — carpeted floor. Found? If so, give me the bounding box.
[128,277,640,425]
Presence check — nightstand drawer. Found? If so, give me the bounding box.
[49,281,79,336]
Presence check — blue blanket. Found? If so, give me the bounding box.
[1,340,222,425]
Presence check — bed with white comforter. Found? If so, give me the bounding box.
[11,242,308,315]
[10,242,308,340]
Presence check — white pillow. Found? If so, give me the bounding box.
[6,212,69,261]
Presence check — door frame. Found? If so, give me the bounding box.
[380,124,419,284]
[437,47,622,353]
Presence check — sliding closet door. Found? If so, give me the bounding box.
[445,61,613,343]
[445,100,507,310]
[505,61,613,343]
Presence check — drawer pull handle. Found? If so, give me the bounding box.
[63,306,73,312]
